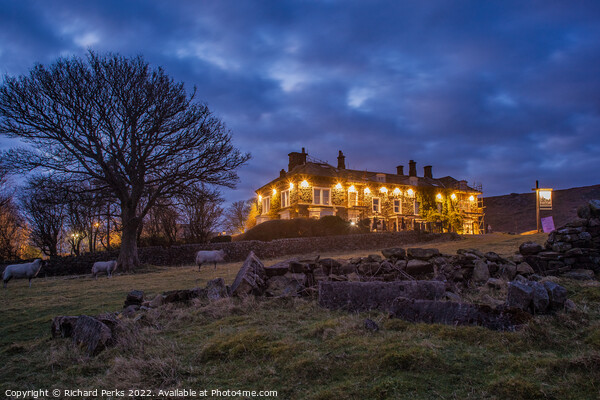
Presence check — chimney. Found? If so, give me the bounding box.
[396,165,404,175]
[288,147,307,172]
[408,160,417,177]
[337,150,346,169]
[423,165,432,179]
[280,169,286,178]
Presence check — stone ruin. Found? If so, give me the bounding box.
[51,201,600,354]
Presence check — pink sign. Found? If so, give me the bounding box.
[541,216,555,233]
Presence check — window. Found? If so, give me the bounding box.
[372,197,380,213]
[393,199,401,214]
[414,201,420,215]
[375,173,386,183]
[313,188,330,205]
[261,196,270,214]
[281,190,290,208]
[348,190,358,206]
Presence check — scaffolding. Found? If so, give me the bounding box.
[472,182,486,234]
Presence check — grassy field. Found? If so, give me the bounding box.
[1,233,600,399]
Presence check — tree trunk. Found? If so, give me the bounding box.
[118,208,141,272]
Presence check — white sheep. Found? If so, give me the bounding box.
[195,249,226,271]
[91,260,118,279]
[2,259,44,288]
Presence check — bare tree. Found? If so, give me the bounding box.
[0,168,27,261]
[141,199,180,247]
[224,200,251,234]
[20,175,68,256]
[180,185,224,243]
[0,52,250,270]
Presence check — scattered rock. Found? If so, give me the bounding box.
[562,269,596,280]
[407,248,440,260]
[318,280,445,312]
[507,282,534,311]
[389,297,531,331]
[148,294,164,308]
[122,304,140,317]
[162,289,196,304]
[528,281,550,313]
[543,281,567,309]
[516,262,535,276]
[406,259,434,275]
[72,315,113,356]
[51,316,78,338]
[472,261,490,283]
[264,260,290,277]
[444,291,462,302]
[364,318,379,332]
[124,290,144,308]
[231,251,267,296]
[264,275,305,297]
[206,278,229,301]
[519,242,543,256]
[564,299,577,312]
[381,248,406,260]
[486,278,505,290]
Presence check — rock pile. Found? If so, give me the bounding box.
[516,200,600,277]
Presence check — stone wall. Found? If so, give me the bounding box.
[6,231,458,277]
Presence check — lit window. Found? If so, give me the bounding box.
[348,185,357,192]
[261,196,271,214]
[335,183,343,190]
[394,199,401,214]
[348,190,358,206]
[393,188,401,196]
[364,187,371,195]
[281,190,290,208]
[300,180,309,188]
[436,193,442,201]
[451,193,457,200]
[380,187,388,194]
[407,188,414,197]
[313,188,330,205]
[372,197,380,213]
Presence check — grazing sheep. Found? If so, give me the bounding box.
[92,260,118,279]
[3,259,44,288]
[196,249,226,271]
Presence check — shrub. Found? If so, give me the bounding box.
[210,235,232,243]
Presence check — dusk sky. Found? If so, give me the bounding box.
[1,1,599,205]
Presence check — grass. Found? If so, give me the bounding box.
[1,232,599,399]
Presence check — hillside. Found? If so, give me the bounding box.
[483,184,600,233]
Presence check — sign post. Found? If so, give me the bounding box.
[532,181,553,233]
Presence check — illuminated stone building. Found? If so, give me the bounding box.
[255,148,484,234]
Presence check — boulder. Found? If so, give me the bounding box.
[122,304,140,317]
[124,290,144,308]
[319,258,342,275]
[72,315,113,356]
[528,281,550,313]
[506,282,534,311]
[484,252,502,262]
[381,248,406,260]
[148,294,164,308]
[389,297,531,331]
[407,248,440,260]
[367,254,383,263]
[472,261,490,283]
[51,316,79,338]
[162,289,196,304]
[264,260,291,277]
[318,280,445,312]
[562,269,596,280]
[519,242,543,256]
[499,263,517,280]
[406,259,434,275]
[516,262,535,275]
[486,278,505,290]
[589,199,600,216]
[206,278,229,301]
[231,251,267,296]
[542,281,567,309]
[264,275,305,297]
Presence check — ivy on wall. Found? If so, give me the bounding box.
[416,188,464,232]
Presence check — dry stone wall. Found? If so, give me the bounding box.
[10,231,458,277]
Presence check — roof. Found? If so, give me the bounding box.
[256,161,481,193]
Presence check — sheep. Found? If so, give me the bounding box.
[92,260,118,279]
[196,249,226,271]
[2,259,44,288]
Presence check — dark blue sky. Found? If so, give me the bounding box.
[1,0,599,204]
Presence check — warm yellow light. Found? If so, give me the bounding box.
[272,188,277,195]
[407,188,414,196]
[451,193,457,200]
[436,193,443,201]
[258,195,262,202]
[539,190,552,200]
[350,221,356,226]
[335,183,343,190]
[348,185,356,192]
[469,195,475,202]
[364,187,371,194]
[289,182,294,190]
[300,180,309,189]
[393,188,401,196]
[380,187,388,193]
